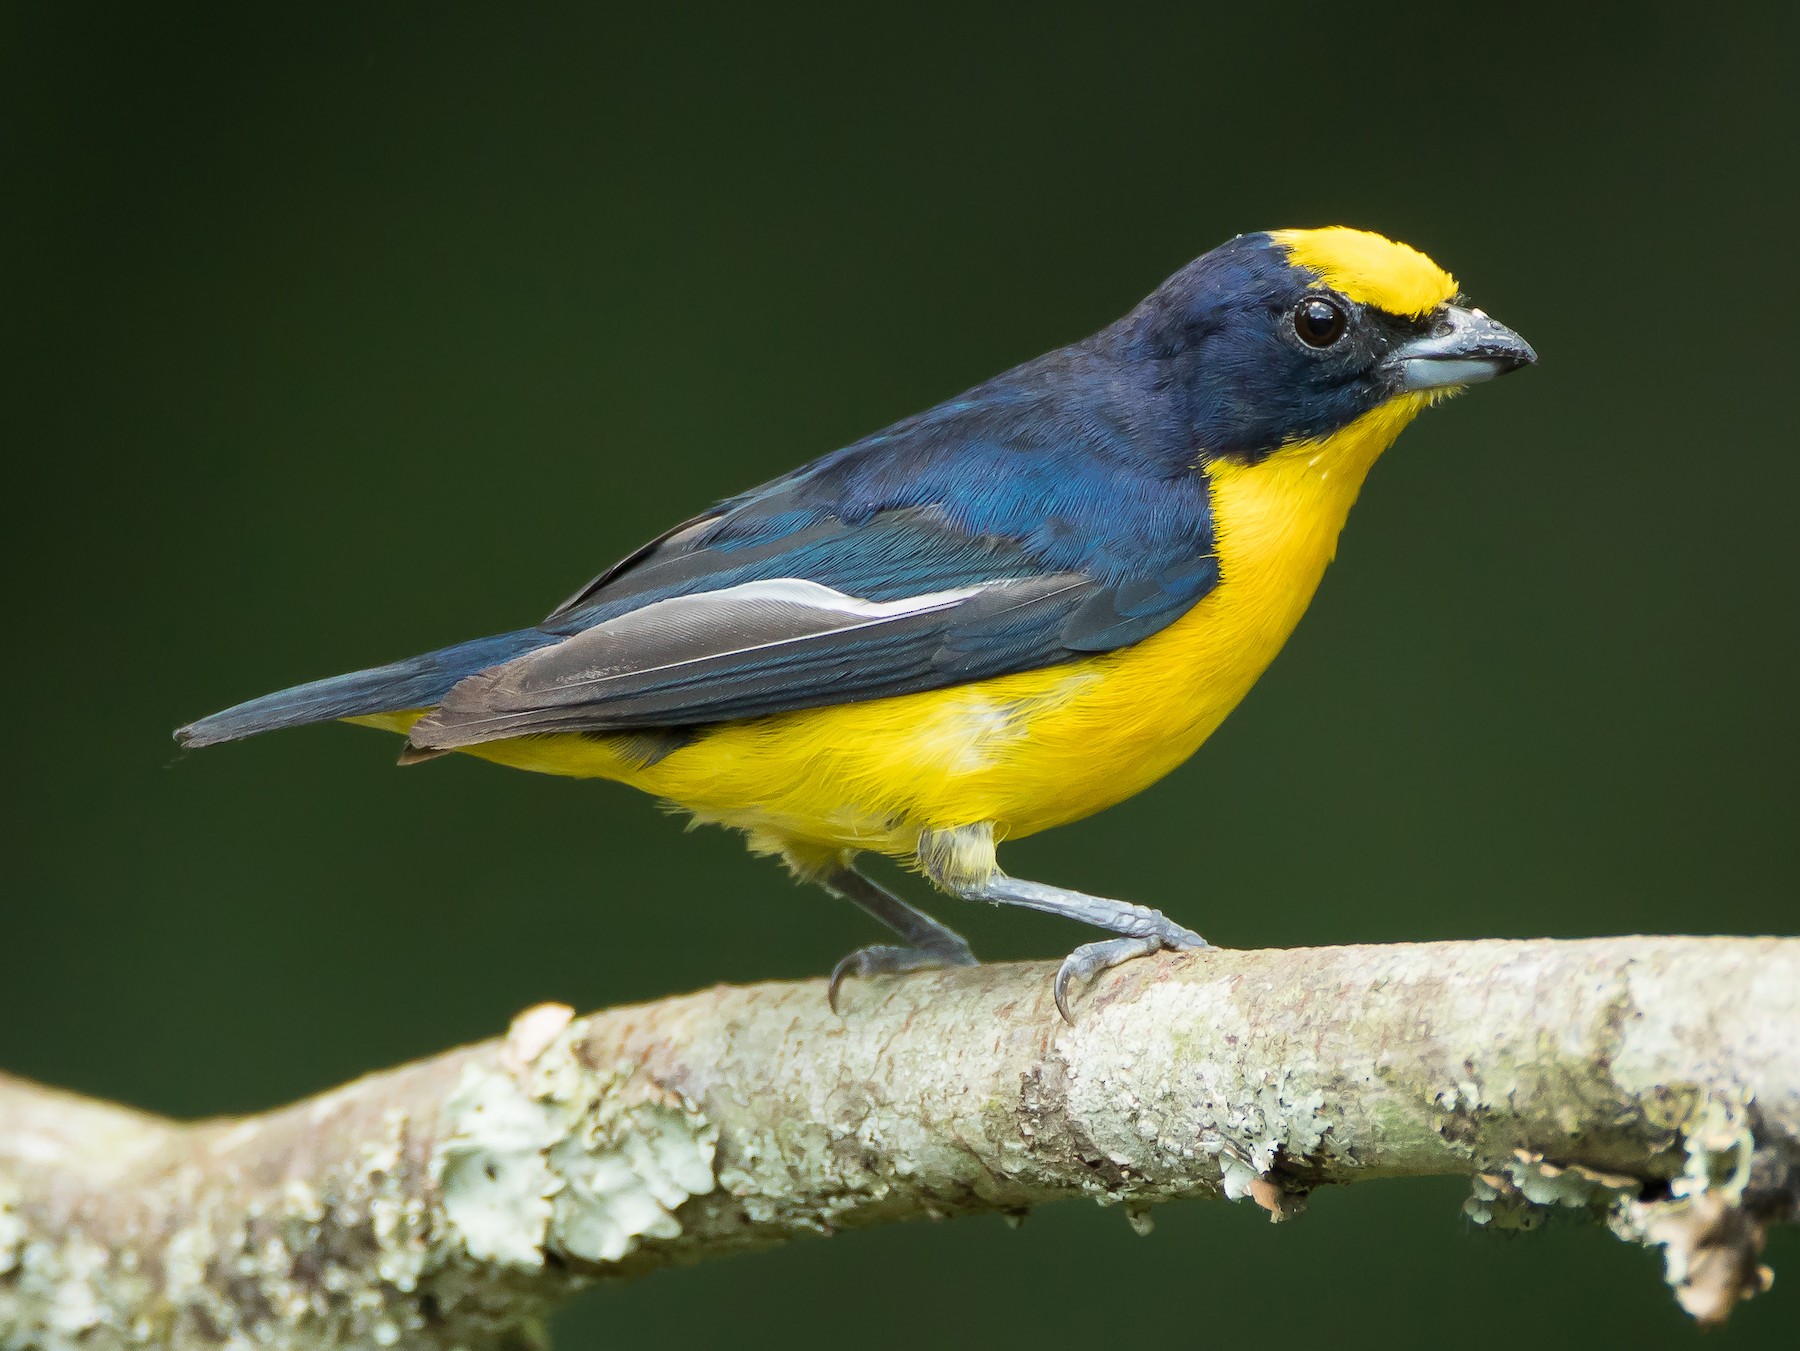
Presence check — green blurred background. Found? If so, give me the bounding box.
[6,4,1797,1345]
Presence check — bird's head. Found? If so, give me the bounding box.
[1122,226,1535,466]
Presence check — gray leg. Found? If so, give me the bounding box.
[822,867,977,1012]
[958,874,1210,1023]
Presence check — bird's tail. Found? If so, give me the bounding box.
[173,628,556,749]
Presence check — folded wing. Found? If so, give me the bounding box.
[412,357,1222,750]
[408,568,1109,748]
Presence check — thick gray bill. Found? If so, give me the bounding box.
[1392,305,1536,392]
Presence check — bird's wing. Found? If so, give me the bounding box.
[410,357,1220,749]
[407,505,1217,749]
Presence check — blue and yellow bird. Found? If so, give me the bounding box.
[177,227,1534,1019]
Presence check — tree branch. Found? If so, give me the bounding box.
[3,936,1796,1348]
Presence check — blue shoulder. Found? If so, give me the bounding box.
[549,339,1218,647]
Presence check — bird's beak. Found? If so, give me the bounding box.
[1390,304,1537,392]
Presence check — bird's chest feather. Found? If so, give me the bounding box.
[961,395,1430,832]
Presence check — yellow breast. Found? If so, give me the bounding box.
[402,395,1432,859]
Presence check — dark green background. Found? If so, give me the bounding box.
[7,5,1796,1346]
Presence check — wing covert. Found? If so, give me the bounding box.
[408,569,1106,747]
[413,353,1223,749]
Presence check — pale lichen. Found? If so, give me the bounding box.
[44,1236,108,1338]
[436,1066,562,1268]
[1456,1091,1778,1323]
[1606,1092,1773,1325]
[1217,1152,1261,1203]
[0,1220,157,1351]
[1463,1150,1639,1231]
[1670,1093,1756,1205]
[0,1181,22,1277]
[549,1095,718,1263]
[1195,1069,1328,1208]
[434,1014,719,1274]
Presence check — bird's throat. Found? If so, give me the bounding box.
[1206,393,1432,584]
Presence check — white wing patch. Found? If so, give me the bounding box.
[544,578,990,691]
[406,573,1092,749]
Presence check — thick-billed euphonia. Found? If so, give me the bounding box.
[178,226,1535,1019]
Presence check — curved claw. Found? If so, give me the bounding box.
[1053,936,1159,1022]
[829,942,977,1014]
[1052,928,1212,1024]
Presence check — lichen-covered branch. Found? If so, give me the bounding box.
[3,937,1796,1349]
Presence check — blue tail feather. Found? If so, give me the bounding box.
[174,629,555,748]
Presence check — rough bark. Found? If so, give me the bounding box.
[2,936,1796,1349]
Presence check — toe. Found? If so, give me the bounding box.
[829,942,980,1013]
[1053,935,1162,1023]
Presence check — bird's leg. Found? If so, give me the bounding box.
[960,875,1210,1021]
[821,866,978,1012]
[916,823,1208,1022]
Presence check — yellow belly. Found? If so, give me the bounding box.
[370,396,1429,861]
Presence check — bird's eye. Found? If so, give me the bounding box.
[1294,296,1348,348]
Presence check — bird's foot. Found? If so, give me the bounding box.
[943,869,1210,1023]
[829,941,978,1013]
[1053,920,1210,1024]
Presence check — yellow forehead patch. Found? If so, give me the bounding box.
[1269,227,1456,319]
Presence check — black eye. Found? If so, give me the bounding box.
[1294,296,1348,348]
